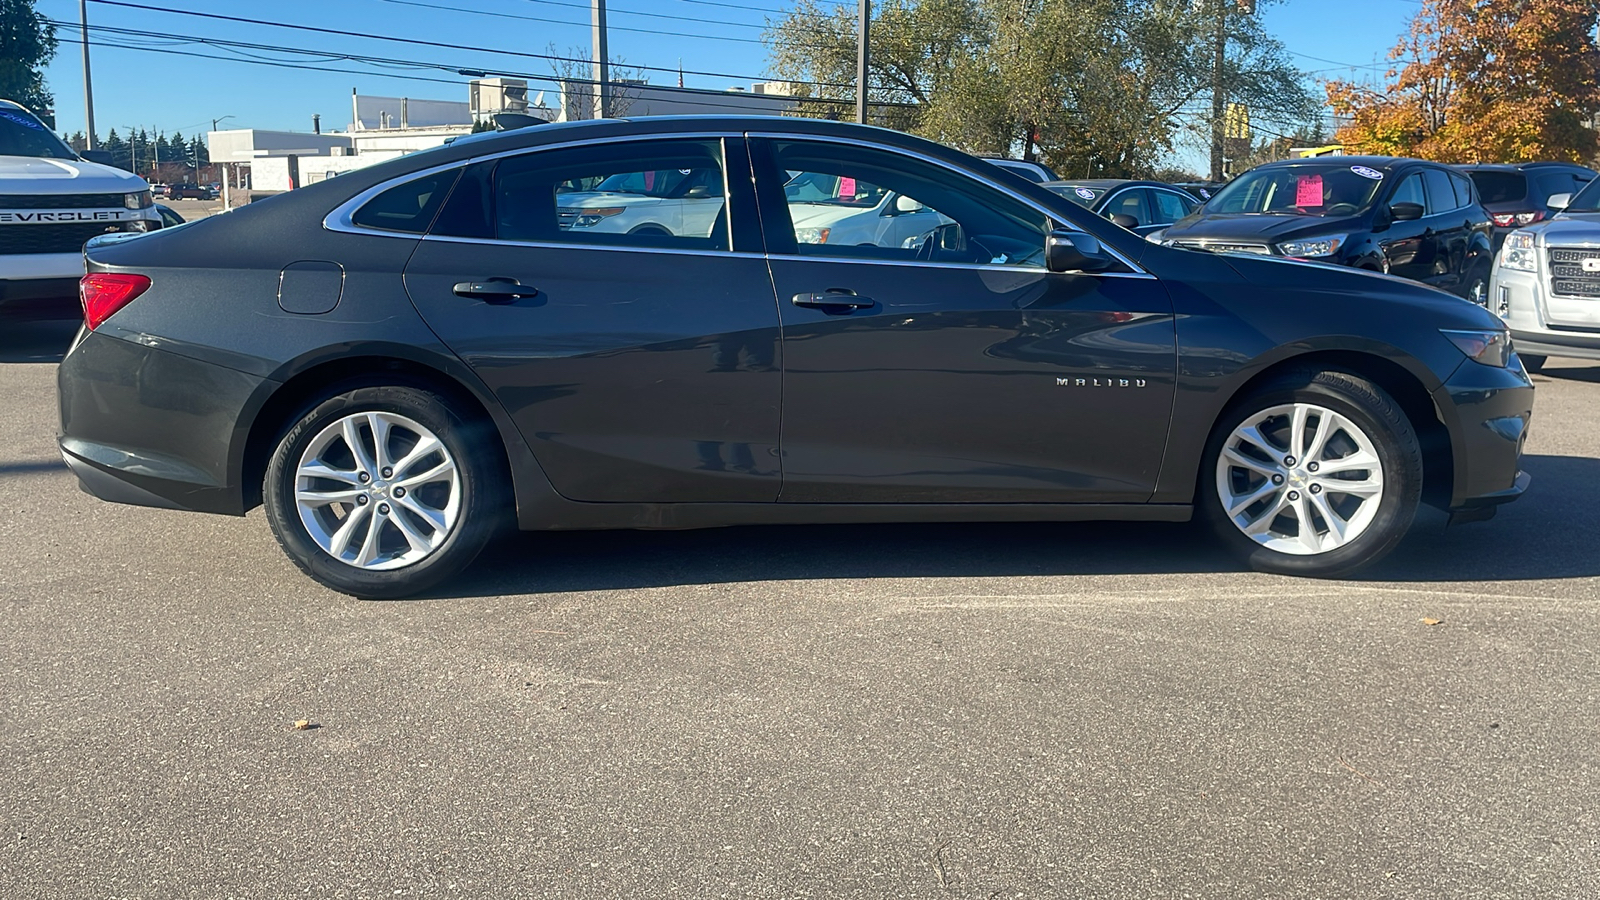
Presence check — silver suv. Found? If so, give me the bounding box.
[1490,181,1600,372]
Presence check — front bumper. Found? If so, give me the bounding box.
[1431,355,1534,520]
[1492,263,1600,359]
[58,330,274,515]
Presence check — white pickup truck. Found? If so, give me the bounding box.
[1,99,162,315]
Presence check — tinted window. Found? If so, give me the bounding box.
[1533,170,1578,201]
[1150,189,1195,224]
[1449,172,1476,209]
[765,140,1050,267]
[1390,173,1425,209]
[430,161,494,239]
[1467,171,1526,204]
[1423,169,1459,213]
[351,169,459,233]
[495,139,728,250]
[1103,189,1149,226]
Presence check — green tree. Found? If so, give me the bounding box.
[102,128,128,170]
[0,0,56,113]
[765,0,1313,178]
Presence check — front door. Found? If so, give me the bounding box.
[402,137,783,503]
[750,138,1177,503]
[1379,171,1436,281]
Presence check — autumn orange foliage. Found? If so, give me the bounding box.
[1326,0,1600,163]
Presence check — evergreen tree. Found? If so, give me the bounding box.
[0,0,57,113]
[102,128,128,171]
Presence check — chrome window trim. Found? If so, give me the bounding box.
[323,131,746,241]
[418,233,767,260]
[745,131,1150,275]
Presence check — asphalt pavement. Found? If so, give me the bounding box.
[2,319,1597,898]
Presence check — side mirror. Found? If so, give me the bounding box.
[1390,202,1424,221]
[893,194,924,215]
[684,185,709,199]
[1109,213,1140,230]
[80,149,114,167]
[1046,230,1112,273]
[1548,192,1572,211]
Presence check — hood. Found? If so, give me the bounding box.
[1534,211,1600,244]
[0,155,149,195]
[787,202,872,229]
[1165,212,1367,245]
[556,192,666,210]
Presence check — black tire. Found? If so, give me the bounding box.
[1521,354,1546,374]
[1198,369,1423,577]
[1461,263,1491,306]
[263,384,506,599]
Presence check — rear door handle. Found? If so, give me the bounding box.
[792,289,876,311]
[453,278,540,302]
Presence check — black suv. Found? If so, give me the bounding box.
[1456,161,1596,251]
[1157,156,1495,303]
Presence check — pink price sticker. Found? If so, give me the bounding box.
[1295,175,1324,207]
[837,176,857,199]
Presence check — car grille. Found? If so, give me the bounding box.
[1548,247,1600,298]
[0,193,128,210]
[556,207,580,230]
[1173,240,1272,255]
[0,222,132,255]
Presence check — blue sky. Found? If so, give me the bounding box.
[39,0,1418,167]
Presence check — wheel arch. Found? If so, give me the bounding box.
[1204,348,1454,511]
[235,347,542,515]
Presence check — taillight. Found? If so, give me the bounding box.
[1492,211,1545,227]
[79,273,151,330]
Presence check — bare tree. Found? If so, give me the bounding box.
[548,44,647,120]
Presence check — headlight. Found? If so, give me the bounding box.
[1499,230,1537,272]
[124,191,152,210]
[1276,234,1348,258]
[1441,328,1512,367]
[559,206,624,228]
[795,226,831,244]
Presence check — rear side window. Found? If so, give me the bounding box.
[1423,169,1460,213]
[1449,172,1476,208]
[351,169,460,233]
[1467,171,1527,204]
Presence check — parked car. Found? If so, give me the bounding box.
[549,165,725,240]
[1155,156,1496,304]
[1042,179,1202,236]
[59,116,1531,598]
[154,204,186,228]
[980,157,1059,183]
[1488,177,1600,373]
[166,183,211,200]
[1173,181,1225,201]
[1457,161,1596,251]
[0,98,162,318]
[781,170,949,249]
[150,183,171,199]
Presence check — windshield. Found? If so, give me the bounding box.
[1562,176,1600,212]
[783,171,887,207]
[1045,184,1107,209]
[0,107,77,160]
[1206,164,1388,217]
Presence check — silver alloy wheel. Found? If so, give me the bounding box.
[1214,402,1385,556]
[294,411,461,571]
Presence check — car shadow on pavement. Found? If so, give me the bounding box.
[1532,363,1600,385]
[0,317,79,364]
[435,452,1600,598]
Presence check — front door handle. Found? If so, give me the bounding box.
[453,278,540,303]
[792,289,876,311]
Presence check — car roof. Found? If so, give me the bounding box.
[1252,155,1440,171]
[1044,179,1189,192]
[1455,161,1595,172]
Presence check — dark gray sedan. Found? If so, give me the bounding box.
[59,116,1532,597]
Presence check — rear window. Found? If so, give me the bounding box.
[1467,171,1527,204]
[351,169,460,233]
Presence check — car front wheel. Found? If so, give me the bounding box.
[264,385,504,599]
[1200,370,1422,577]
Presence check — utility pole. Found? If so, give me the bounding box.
[856,0,870,124]
[80,0,97,149]
[591,0,609,119]
[1209,0,1226,182]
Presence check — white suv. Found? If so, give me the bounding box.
[0,100,161,315]
[555,166,724,239]
[1490,183,1600,372]
[783,171,949,249]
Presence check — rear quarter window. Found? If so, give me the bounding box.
[350,169,460,233]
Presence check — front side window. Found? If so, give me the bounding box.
[495,139,729,251]
[1151,189,1196,224]
[763,140,1050,267]
[1103,190,1149,226]
[1389,173,1425,210]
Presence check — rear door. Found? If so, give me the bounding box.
[750,136,1176,503]
[1423,166,1471,290]
[401,136,783,503]
[1379,171,1434,281]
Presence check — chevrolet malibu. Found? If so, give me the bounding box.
[58,116,1533,598]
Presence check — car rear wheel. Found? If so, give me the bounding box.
[1200,370,1422,577]
[264,385,504,599]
